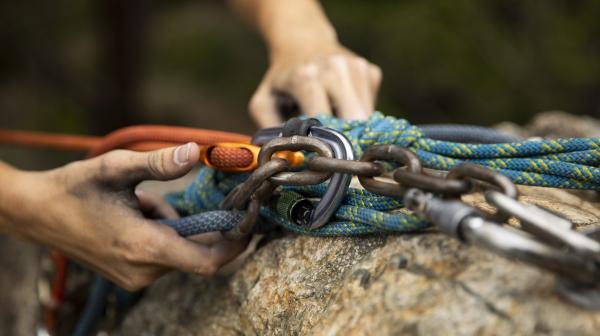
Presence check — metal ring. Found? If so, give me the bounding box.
[221,159,289,210]
[446,163,518,199]
[358,145,422,198]
[222,181,278,239]
[259,136,333,185]
[393,169,472,196]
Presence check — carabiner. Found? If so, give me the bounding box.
[252,123,354,230]
[486,191,600,261]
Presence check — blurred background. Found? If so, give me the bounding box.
[1,0,600,168]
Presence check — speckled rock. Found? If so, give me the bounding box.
[117,186,600,335]
[117,112,600,336]
[2,111,600,335]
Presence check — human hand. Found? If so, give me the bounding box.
[4,144,247,290]
[249,31,382,127]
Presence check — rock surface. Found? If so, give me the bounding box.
[3,111,600,335]
[116,113,600,336]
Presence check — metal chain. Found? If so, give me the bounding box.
[221,134,600,307]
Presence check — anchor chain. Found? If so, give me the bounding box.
[223,131,600,308]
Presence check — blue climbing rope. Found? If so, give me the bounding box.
[167,112,600,236]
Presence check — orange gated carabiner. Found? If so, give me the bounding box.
[200,142,304,173]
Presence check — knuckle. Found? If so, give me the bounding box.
[353,56,368,69]
[328,53,347,65]
[94,150,131,181]
[146,150,167,178]
[292,64,319,82]
[369,65,383,83]
[197,260,219,276]
[120,237,152,264]
[248,94,264,117]
[120,273,151,292]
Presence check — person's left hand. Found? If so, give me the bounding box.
[249,40,382,127]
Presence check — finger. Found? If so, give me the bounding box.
[323,55,369,120]
[188,232,224,245]
[151,225,248,275]
[135,190,179,220]
[285,64,331,117]
[349,57,374,113]
[97,143,199,186]
[368,64,383,109]
[249,83,281,128]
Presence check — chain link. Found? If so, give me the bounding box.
[219,133,600,304]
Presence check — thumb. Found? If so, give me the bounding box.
[134,142,200,181]
[96,142,200,186]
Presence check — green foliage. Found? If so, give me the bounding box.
[324,0,600,124]
[1,0,600,132]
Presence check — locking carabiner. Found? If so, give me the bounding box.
[252,120,354,230]
[199,142,304,173]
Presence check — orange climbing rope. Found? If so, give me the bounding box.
[0,126,257,171]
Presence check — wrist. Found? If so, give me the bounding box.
[0,163,28,233]
[0,163,60,242]
[256,0,338,60]
[267,23,338,61]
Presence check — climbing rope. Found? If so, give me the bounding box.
[166,112,600,236]
[3,112,600,331]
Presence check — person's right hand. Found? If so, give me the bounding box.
[2,143,247,291]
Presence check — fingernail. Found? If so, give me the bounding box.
[173,143,192,166]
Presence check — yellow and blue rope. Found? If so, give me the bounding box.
[167,112,600,236]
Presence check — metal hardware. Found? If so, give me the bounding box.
[199,142,304,173]
[460,216,600,285]
[446,163,518,199]
[486,191,600,261]
[308,157,383,176]
[220,159,289,238]
[258,136,333,186]
[393,169,472,196]
[221,159,289,210]
[222,134,600,307]
[357,145,422,198]
[222,181,277,239]
[252,125,354,230]
[556,228,600,310]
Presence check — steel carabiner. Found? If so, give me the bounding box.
[252,123,354,230]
